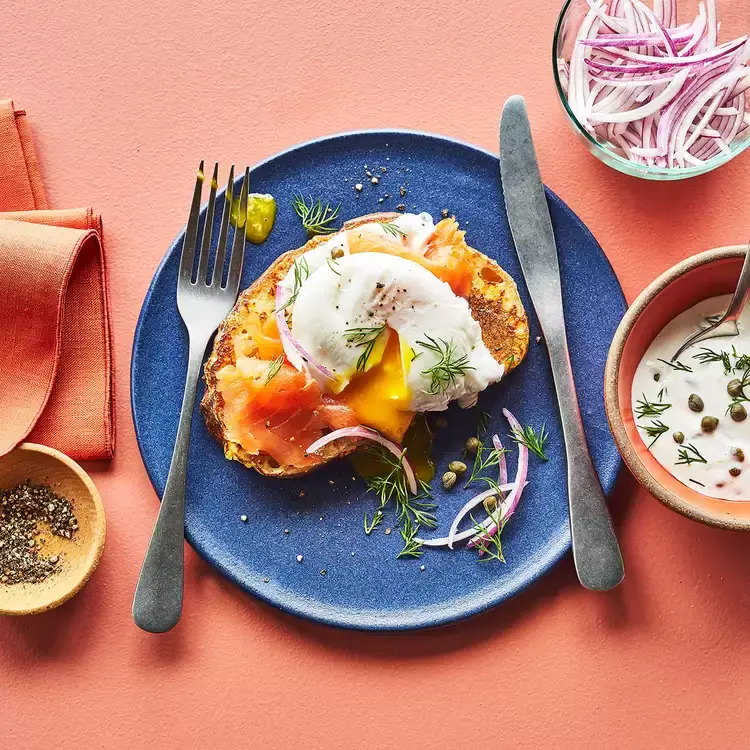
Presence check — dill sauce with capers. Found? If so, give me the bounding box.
[632,295,749,500]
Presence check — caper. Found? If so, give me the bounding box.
[673,431,685,444]
[465,437,481,455]
[701,416,719,433]
[728,379,744,398]
[730,467,742,478]
[732,447,745,462]
[483,494,498,514]
[442,471,457,490]
[653,373,661,382]
[448,460,467,476]
[730,403,747,422]
[688,393,704,412]
[331,247,344,260]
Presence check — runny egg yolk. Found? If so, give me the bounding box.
[334,330,413,442]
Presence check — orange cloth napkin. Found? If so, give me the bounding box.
[0,101,114,460]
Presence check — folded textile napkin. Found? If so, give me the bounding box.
[0,101,114,460]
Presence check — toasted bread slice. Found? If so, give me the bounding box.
[201,212,529,477]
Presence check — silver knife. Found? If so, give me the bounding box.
[499,95,624,591]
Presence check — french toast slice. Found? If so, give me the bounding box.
[201,212,529,477]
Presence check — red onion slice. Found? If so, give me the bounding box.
[468,409,529,549]
[274,284,335,382]
[305,426,418,495]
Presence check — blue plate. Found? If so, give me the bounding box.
[131,130,625,631]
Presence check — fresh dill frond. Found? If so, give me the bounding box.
[363,509,384,535]
[325,255,341,276]
[638,419,669,448]
[379,221,407,239]
[292,193,340,236]
[278,256,310,311]
[510,423,549,461]
[634,393,672,419]
[470,513,506,563]
[692,347,732,375]
[396,517,424,559]
[464,437,505,490]
[415,335,475,394]
[657,358,693,373]
[733,346,750,371]
[264,355,284,385]
[345,324,387,372]
[477,410,491,437]
[676,443,707,466]
[657,387,667,400]
[689,478,706,488]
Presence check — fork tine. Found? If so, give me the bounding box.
[211,165,235,287]
[196,162,219,285]
[225,167,249,293]
[179,161,204,283]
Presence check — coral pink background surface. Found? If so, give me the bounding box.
[3,1,750,747]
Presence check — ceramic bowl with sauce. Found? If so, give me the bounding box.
[0,443,106,615]
[605,245,750,530]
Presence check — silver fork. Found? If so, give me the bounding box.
[672,249,750,361]
[133,161,249,633]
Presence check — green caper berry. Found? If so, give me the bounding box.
[732,447,745,462]
[688,394,704,412]
[448,460,467,475]
[730,403,747,422]
[483,494,498,514]
[730,467,742,478]
[331,247,344,260]
[653,373,660,382]
[442,471,457,490]
[728,379,744,398]
[673,431,685,444]
[465,437,481,455]
[701,416,719,433]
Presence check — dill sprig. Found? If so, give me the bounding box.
[732,346,750,371]
[292,193,340,236]
[657,358,693,373]
[510,423,549,461]
[471,514,506,563]
[638,419,669,448]
[363,509,384,535]
[264,355,284,385]
[464,438,505,491]
[416,335,475,394]
[692,347,732,375]
[278,256,310,311]
[379,222,406,239]
[689,478,706,488]
[364,448,437,531]
[477,410,491,436]
[634,393,672,419]
[676,443,707,466]
[396,517,424,559]
[345,324,387,372]
[325,255,341,276]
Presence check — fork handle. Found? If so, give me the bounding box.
[132,336,207,633]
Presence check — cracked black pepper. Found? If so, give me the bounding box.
[0,482,78,585]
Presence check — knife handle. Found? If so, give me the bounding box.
[546,327,625,591]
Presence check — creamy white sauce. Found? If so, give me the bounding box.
[632,294,750,500]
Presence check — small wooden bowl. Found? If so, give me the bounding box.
[0,443,106,615]
[605,245,750,531]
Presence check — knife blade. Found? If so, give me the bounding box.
[499,95,624,591]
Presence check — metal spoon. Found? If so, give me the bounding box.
[672,249,750,362]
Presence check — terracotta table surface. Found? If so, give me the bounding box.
[3,0,750,747]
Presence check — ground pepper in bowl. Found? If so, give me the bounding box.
[0,481,78,585]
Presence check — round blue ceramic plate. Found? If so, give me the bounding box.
[132,130,625,631]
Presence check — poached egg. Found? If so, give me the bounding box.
[278,214,505,440]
